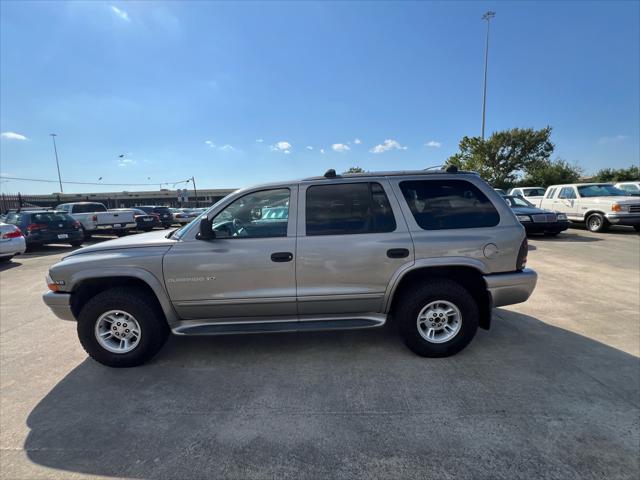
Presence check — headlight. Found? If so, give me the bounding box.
[516,215,531,222]
[611,203,627,212]
[557,213,567,220]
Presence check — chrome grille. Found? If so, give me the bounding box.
[532,213,557,223]
[629,205,640,213]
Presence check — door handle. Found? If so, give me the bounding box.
[270,252,293,262]
[387,248,410,259]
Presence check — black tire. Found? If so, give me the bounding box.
[115,230,128,237]
[396,279,479,358]
[586,213,609,233]
[0,255,14,262]
[70,241,83,247]
[143,228,154,232]
[77,287,169,367]
[634,225,640,232]
[82,229,92,240]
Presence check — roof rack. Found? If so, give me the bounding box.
[304,165,470,181]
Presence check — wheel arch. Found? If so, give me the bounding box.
[385,264,492,330]
[69,269,178,326]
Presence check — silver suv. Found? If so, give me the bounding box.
[43,168,537,367]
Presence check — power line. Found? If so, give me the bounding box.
[0,175,193,187]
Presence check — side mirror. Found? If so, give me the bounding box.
[197,217,215,240]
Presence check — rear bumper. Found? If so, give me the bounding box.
[25,230,83,245]
[605,214,640,226]
[42,291,75,321]
[93,223,137,231]
[484,268,537,308]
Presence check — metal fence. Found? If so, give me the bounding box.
[0,192,225,213]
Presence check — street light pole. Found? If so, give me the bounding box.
[190,176,199,207]
[481,10,496,141]
[50,133,64,193]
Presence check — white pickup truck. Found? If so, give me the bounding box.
[508,187,546,207]
[56,202,136,239]
[539,183,640,232]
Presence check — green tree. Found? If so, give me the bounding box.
[447,127,554,188]
[592,166,640,183]
[343,166,366,174]
[518,158,582,188]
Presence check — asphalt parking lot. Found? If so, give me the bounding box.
[1,227,638,480]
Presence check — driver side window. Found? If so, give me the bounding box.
[211,188,290,239]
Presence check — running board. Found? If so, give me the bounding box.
[172,314,386,336]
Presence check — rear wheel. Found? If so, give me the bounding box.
[115,230,128,237]
[70,241,83,247]
[586,213,609,233]
[77,287,169,367]
[396,279,479,358]
[82,228,92,240]
[634,225,640,232]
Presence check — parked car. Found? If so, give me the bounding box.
[540,183,640,232]
[614,181,640,196]
[43,167,537,367]
[494,188,507,195]
[112,208,160,232]
[502,195,568,236]
[137,206,173,228]
[0,222,26,261]
[56,202,136,239]
[3,210,84,248]
[508,187,546,207]
[171,208,198,225]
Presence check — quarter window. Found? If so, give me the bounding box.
[399,180,500,230]
[211,188,290,238]
[545,188,556,199]
[305,182,396,236]
[558,187,576,199]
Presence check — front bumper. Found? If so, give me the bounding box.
[605,214,640,226]
[484,268,537,308]
[523,221,569,234]
[42,291,75,321]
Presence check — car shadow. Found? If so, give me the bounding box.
[20,237,114,258]
[0,259,22,271]
[528,232,602,242]
[22,311,639,479]
[568,224,638,235]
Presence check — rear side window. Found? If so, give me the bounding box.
[400,180,500,230]
[545,188,556,199]
[558,187,576,199]
[306,182,396,236]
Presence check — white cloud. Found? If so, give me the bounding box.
[425,140,442,148]
[320,149,325,154]
[270,141,292,154]
[598,134,628,145]
[306,146,314,150]
[110,5,130,22]
[118,158,135,167]
[205,140,235,152]
[332,143,351,152]
[0,131,27,141]
[256,138,264,143]
[354,138,362,145]
[219,144,235,151]
[205,140,215,147]
[370,139,408,154]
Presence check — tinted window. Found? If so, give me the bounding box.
[305,182,396,236]
[523,188,545,197]
[211,188,290,238]
[577,184,626,197]
[72,203,107,213]
[400,180,500,230]
[31,212,74,223]
[153,207,171,214]
[558,187,576,199]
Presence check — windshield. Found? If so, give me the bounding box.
[504,196,534,208]
[577,184,627,197]
[523,188,545,197]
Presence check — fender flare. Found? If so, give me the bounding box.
[382,257,489,313]
[69,267,179,325]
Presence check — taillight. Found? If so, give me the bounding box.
[516,237,528,271]
[152,214,160,219]
[2,228,23,239]
[26,223,47,233]
[92,214,98,222]
[72,221,81,229]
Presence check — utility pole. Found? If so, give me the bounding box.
[190,176,199,207]
[50,133,64,193]
[481,10,496,140]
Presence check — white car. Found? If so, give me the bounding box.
[539,183,640,232]
[615,182,640,196]
[0,222,26,261]
[508,187,546,207]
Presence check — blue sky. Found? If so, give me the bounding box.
[1,0,638,194]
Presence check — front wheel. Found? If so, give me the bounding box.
[396,279,479,358]
[586,213,609,233]
[77,287,169,367]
